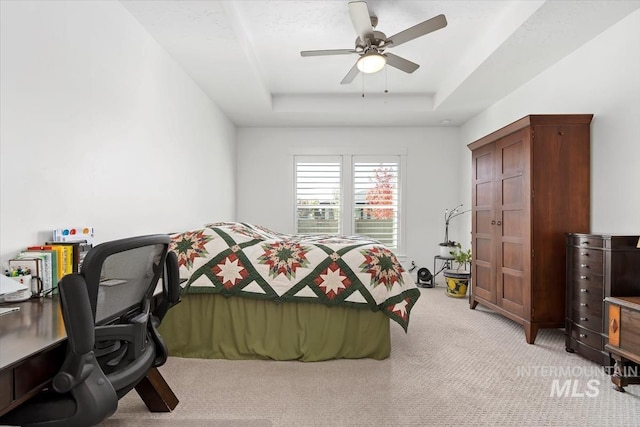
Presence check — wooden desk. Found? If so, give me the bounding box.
[0,297,178,416]
[604,296,640,392]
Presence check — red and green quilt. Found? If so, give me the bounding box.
[169,222,420,331]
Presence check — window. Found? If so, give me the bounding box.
[295,155,403,251]
[295,159,341,235]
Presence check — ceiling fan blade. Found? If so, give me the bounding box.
[384,53,419,73]
[301,49,356,57]
[348,1,374,42]
[386,14,447,48]
[340,61,360,85]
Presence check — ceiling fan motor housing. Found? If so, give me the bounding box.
[355,31,388,53]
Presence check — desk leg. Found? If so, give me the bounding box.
[135,367,179,412]
[611,356,628,392]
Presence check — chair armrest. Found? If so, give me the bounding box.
[58,274,95,354]
[52,352,95,393]
[153,251,180,321]
[51,273,98,394]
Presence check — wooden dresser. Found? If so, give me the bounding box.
[468,114,592,344]
[565,234,640,365]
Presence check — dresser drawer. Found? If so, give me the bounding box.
[571,249,604,275]
[571,236,605,249]
[571,275,604,296]
[571,324,603,349]
[571,299,603,330]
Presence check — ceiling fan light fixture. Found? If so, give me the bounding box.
[357,51,386,73]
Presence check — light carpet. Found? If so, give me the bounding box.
[102,286,639,426]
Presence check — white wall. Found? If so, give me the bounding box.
[459,9,640,235]
[237,127,462,271]
[0,1,237,264]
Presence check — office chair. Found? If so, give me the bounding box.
[0,235,180,427]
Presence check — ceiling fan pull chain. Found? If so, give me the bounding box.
[362,72,365,98]
[385,67,388,94]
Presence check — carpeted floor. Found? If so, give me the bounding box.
[102,286,640,426]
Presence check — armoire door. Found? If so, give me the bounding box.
[471,143,497,303]
[495,129,530,319]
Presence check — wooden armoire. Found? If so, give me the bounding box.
[468,114,592,344]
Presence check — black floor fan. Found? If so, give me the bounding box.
[416,267,433,288]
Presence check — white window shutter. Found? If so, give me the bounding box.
[295,159,341,235]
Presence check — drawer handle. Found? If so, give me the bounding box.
[579,333,587,338]
[580,252,589,256]
[580,264,589,268]
[580,288,588,293]
[580,317,588,321]
[580,303,588,307]
[491,220,496,225]
[580,276,588,280]
[581,241,589,245]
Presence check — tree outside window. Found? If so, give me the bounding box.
[364,167,395,219]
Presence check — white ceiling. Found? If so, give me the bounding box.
[120,0,640,127]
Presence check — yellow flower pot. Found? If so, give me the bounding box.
[443,270,470,298]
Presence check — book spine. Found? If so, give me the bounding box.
[46,242,81,273]
[56,245,73,276]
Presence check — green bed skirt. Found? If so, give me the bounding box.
[158,294,391,362]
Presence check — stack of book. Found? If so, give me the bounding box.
[8,227,94,296]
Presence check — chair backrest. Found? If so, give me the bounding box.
[81,235,168,324]
[79,234,171,397]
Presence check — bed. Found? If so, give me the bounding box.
[158,222,420,361]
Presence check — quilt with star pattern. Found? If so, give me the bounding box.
[169,222,420,331]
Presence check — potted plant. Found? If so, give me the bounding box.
[439,240,458,258]
[443,243,472,298]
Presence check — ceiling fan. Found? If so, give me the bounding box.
[300,1,447,84]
